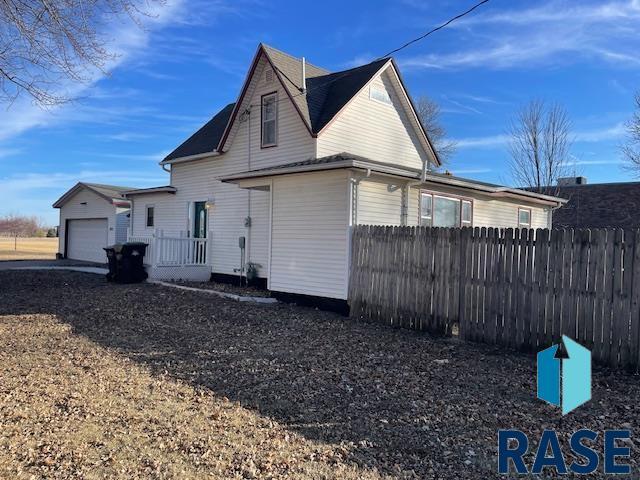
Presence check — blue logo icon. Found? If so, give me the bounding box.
[537,336,591,415]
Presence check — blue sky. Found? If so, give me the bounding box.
[2,0,640,225]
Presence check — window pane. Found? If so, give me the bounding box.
[462,201,472,223]
[421,194,432,218]
[433,196,460,227]
[263,120,276,145]
[420,217,432,227]
[146,207,154,227]
[519,209,531,226]
[263,97,276,120]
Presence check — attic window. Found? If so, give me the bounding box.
[261,92,278,148]
[265,68,274,84]
[370,84,392,105]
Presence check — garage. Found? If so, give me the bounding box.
[66,218,109,263]
[53,182,135,263]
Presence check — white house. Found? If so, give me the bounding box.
[53,182,132,263]
[125,44,565,302]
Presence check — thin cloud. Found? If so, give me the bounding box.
[400,0,640,71]
[454,123,626,149]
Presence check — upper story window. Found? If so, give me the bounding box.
[261,92,278,148]
[420,192,473,228]
[369,84,392,105]
[518,208,532,228]
[146,205,155,228]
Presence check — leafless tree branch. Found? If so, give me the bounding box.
[507,99,572,195]
[622,92,640,176]
[0,0,164,107]
[415,95,457,164]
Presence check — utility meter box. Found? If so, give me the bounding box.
[238,236,246,249]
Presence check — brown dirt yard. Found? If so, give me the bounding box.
[0,270,638,479]
[0,237,58,260]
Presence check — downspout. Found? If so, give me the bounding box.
[401,158,430,226]
[350,168,371,225]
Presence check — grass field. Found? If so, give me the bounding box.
[0,237,58,260]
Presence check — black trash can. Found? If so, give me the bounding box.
[104,242,148,283]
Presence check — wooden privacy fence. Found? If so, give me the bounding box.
[349,225,640,371]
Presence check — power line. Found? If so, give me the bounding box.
[377,0,491,60]
[244,0,491,110]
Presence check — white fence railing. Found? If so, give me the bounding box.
[156,235,208,266]
[127,231,209,267]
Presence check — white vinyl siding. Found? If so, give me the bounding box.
[317,67,429,171]
[355,181,551,229]
[58,188,124,257]
[356,179,403,226]
[270,170,350,299]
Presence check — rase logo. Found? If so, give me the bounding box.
[537,335,591,415]
[498,336,633,475]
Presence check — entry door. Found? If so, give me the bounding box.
[193,201,207,238]
[193,201,207,263]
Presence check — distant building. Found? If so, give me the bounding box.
[552,177,640,229]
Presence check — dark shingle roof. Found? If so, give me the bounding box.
[552,182,640,229]
[164,103,235,161]
[163,45,397,162]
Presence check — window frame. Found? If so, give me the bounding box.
[145,204,155,228]
[419,190,474,228]
[518,207,532,228]
[260,91,278,148]
[369,84,392,106]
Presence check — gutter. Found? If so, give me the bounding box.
[160,151,220,166]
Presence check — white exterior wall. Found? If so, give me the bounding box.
[355,176,551,229]
[128,51,315,280]
[58,188,119,255]
[270,170,350,299]
[356,179,403,226]
[317,68,428,171]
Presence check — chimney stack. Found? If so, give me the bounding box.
[301,57,306,93]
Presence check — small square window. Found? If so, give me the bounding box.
[146,206,155,228]
[369,84,392,105]
[518,208,531,228]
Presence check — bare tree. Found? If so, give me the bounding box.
[0,214,43,249]
[415,95,457,163]
[508,99,572,195]
[0,0,163,107]
[622,92,640,175]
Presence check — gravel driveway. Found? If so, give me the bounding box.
[0,270,638,479]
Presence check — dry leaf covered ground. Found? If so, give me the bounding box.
[0,270,638,479]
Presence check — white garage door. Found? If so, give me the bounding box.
[67,219,109,263]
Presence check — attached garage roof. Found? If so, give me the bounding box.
[53,182,135,208]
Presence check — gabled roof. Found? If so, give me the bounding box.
[164,103,235,162]
[163,44,439,166]
[53,182,135,208]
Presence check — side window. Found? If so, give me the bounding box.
[420,193,432,227]
[146,205,155,228]
[420,192,473,228]
[518,208,532,228]
[261,92,277,147]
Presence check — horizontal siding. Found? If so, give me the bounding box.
[58,188,117,255]
[317,67,427,170]
[352,179,550,230]
[357,179,403,225]
[270,170,350,299]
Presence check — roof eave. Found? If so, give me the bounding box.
[123,186,177,197]
[160,151,220,166]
